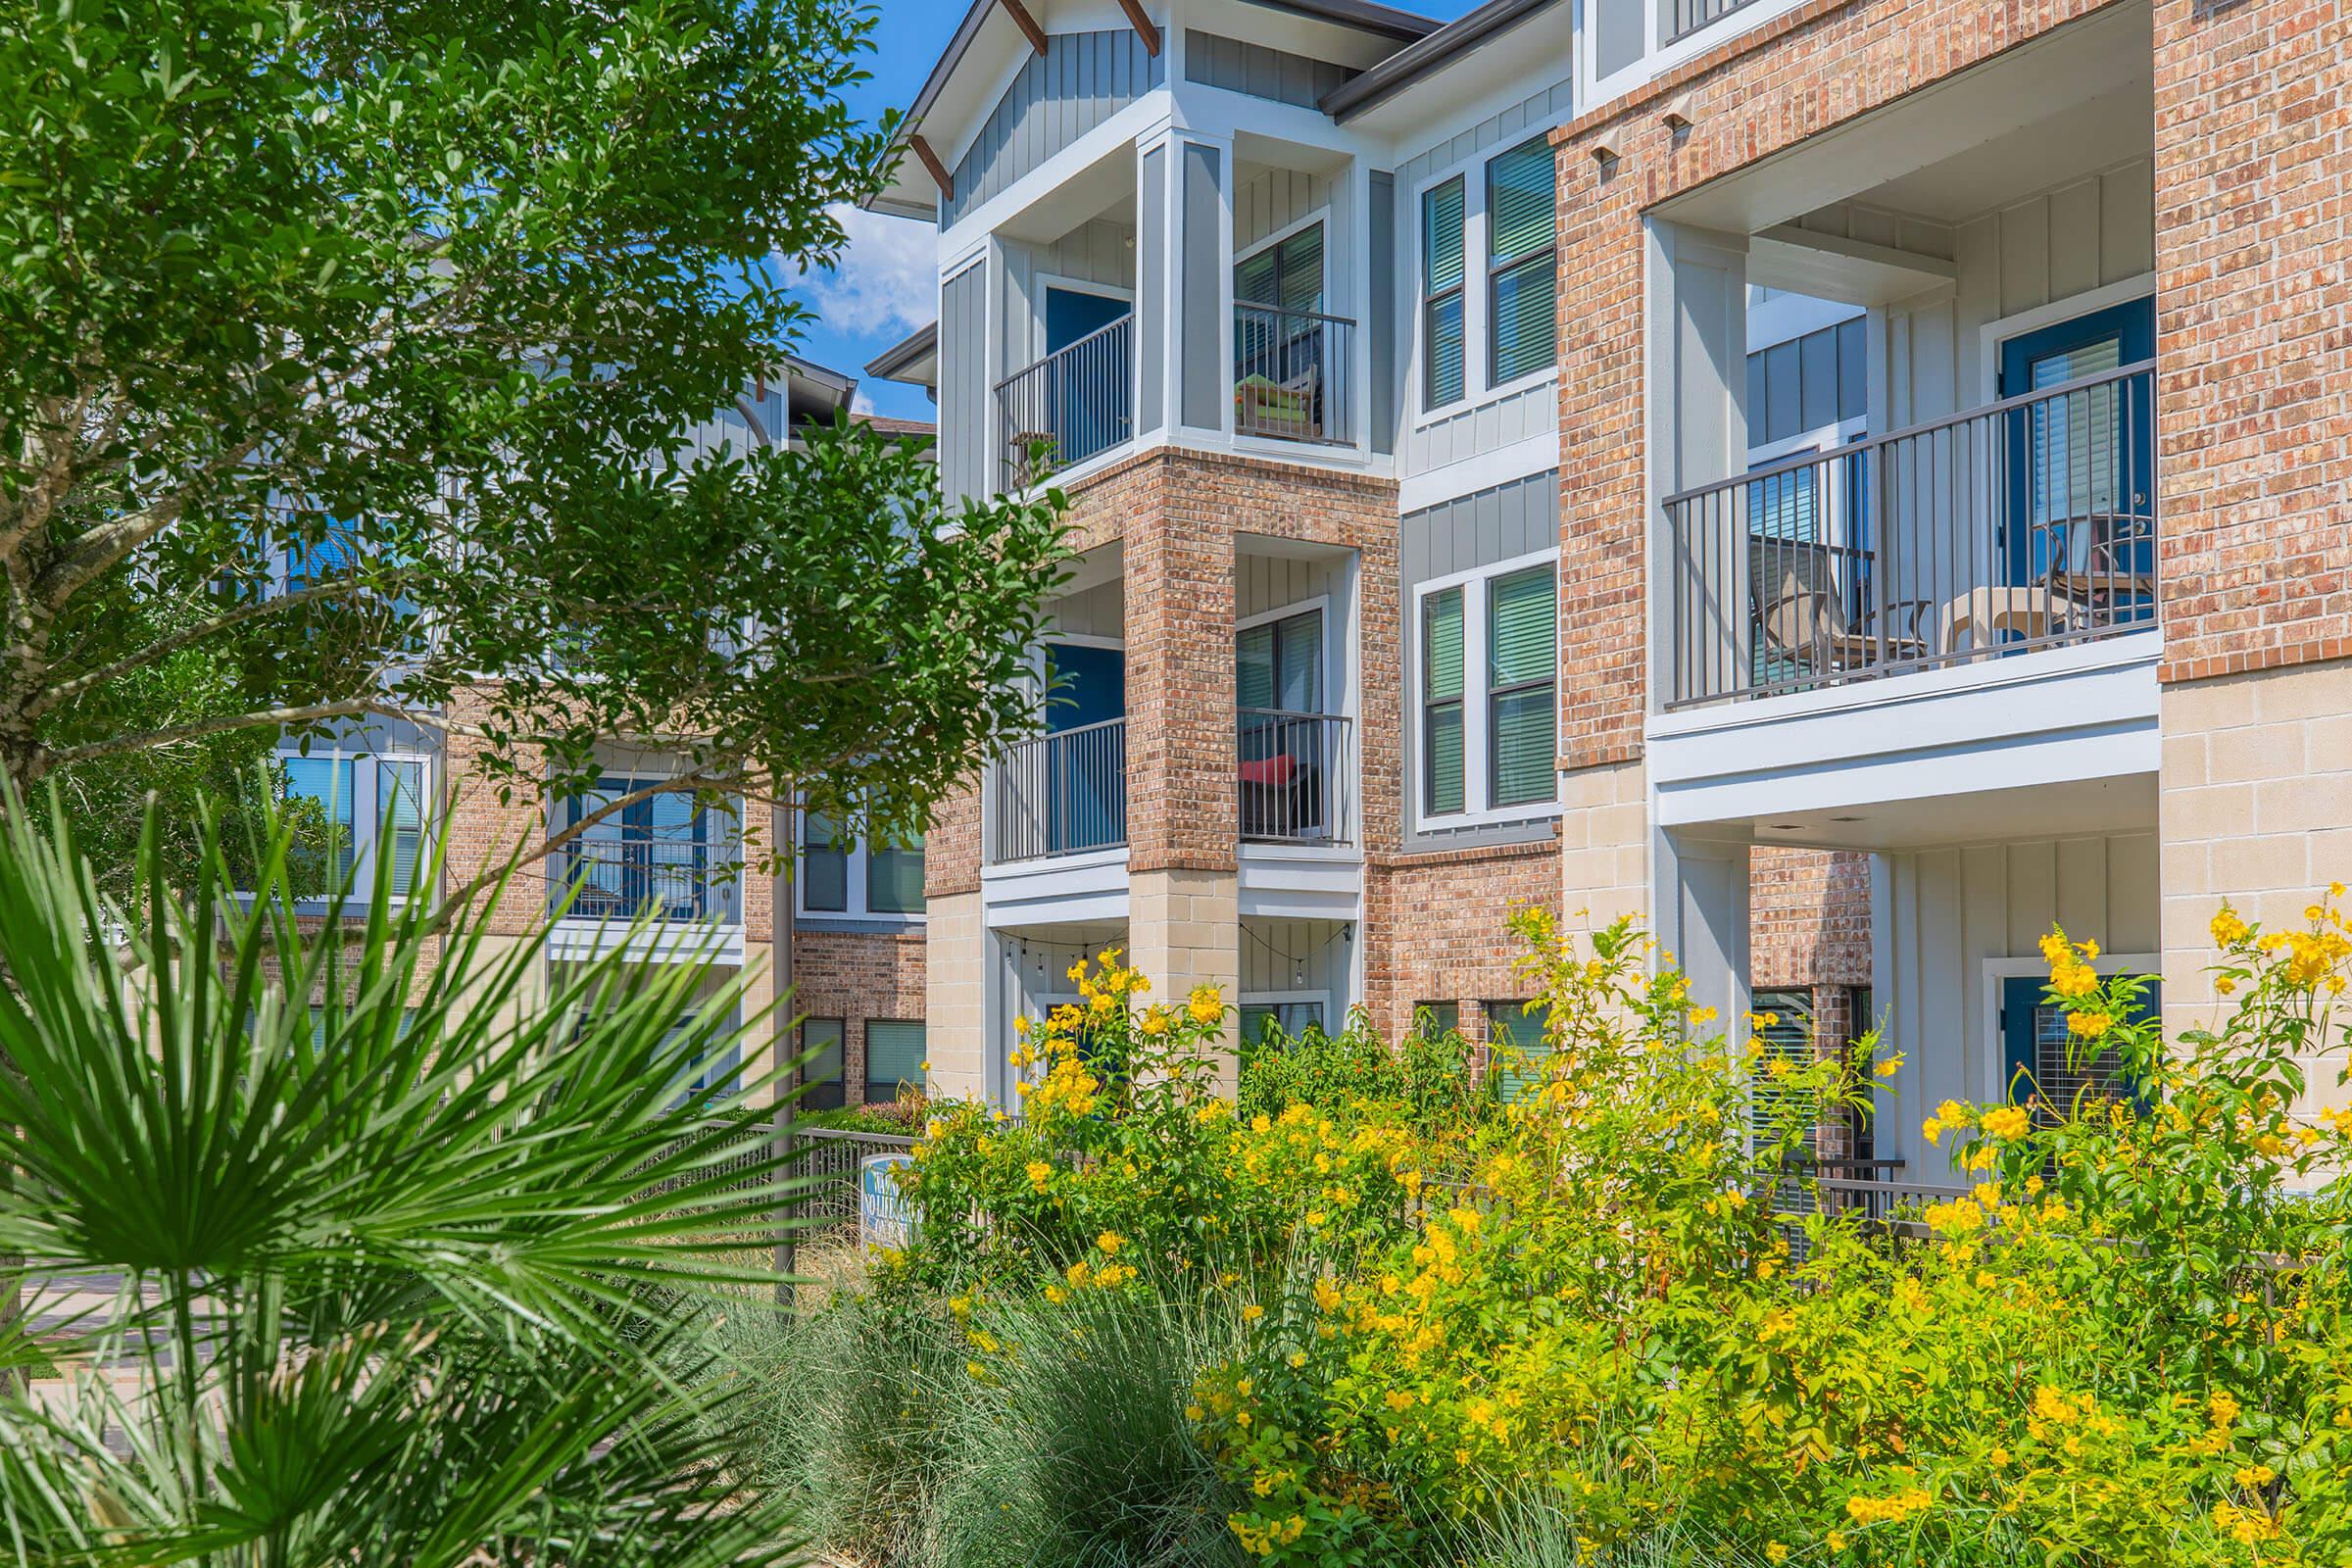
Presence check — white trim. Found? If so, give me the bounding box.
[1399,428,1559,514]
[274,745,437,906]
[1036,271,1134,313]
[1408,163,1471,421]
[1977,951,2158,1105]
[1746,417,1865,466]
[1976,273,2157,404]
[1406,545,1563,836]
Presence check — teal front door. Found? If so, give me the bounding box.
[1998,299,2156,616]
[1045,641,1124,854]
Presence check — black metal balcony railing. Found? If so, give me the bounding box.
[1233,304,1354,446]
[989,717,1128,863]
[1238,710,1352,846]
[558,846,725,923]
[995,316,1134,488]
[1662,362,2157,709]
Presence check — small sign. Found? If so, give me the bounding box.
[859,1154,917,1250]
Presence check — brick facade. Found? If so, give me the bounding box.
[1362,838,1563,1048]
[2151,0,2352,685]
[791,926,929,1104]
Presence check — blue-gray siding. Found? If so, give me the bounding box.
[1182,29,1356,108]
[1369,171,1396,456]
[944,31,1165,226]
[939,263,989,504]
[1180,143,1224,430]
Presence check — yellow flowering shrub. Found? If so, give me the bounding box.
[863,894,2352,1566]
[891,952,1426,1295]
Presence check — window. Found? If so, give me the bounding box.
[1486,566,1557,808]
[800,808,925,920]
[1421,175,1466,408]
[280,750,431,898]
[1236,606,1323,714]
[1749,988,1817,1154]
[800,1019,846,1111]
[560,779,712,922]
[1487,999,1551,1102]
[1412,1002,1461,1038]
[1421,588,1465,815]
[864,1019,926,1103]
[1234,222,1323,313]
[1486,136,1557,384]
[1414,557,1558,826]
[1239,1001,1325,1046]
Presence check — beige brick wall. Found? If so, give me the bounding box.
[1131,866,1242,1090]
[924,891,987,1099]
[2161,661,2352,1125]
[1557,760,1650,936]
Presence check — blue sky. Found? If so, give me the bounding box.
[794,0,1482,422]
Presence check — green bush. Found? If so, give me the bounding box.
[1239,1005,1494,1140]
[0,796,800,1567]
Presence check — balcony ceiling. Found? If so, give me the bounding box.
[1744,773,2159,855]
[1658,0,2153,239]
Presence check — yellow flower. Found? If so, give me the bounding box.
[1874,1056,1900,1078]
[2211,906,2249,947]
[1981,1104,2031,1143]
[1923,1116,1944,1147]
[1097,1231,1124,1255]
[1766,1545,1789,1564]
[1242,1303,1265,1323]
[1313,1277,1343,1311]
[2068,1009,2113,1039]
[1827,1532,1847,1552]
[1187,985,1224,1025]
[1026,1159,1053,1193]
[1014,1014,1031,1037]
[1140,1004,1172,1036]
[1383,1389,1414,1412]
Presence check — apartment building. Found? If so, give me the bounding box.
[873,0,2352,1175]
[1558,0,2352,1169]
[277,358,934,1113]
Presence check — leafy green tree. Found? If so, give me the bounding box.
[0,0,1064,882]
[0,794,805,1565]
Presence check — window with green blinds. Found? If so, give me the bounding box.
[1749,989,1816,1153]
[1487,136,1557,383]
[1422,176,1465,408]
[1422,587,1465,815]
[864,1019,926,1102]
[1487,566,1556,807]
[1235,223,1324,314]
[1236,608,1322,713]
[1488,999,1552,1102]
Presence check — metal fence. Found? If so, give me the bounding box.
[989,716,1128,863]
[557,846,728,922]
[1238,710,1353,845]
[1234,304,1354,445]
[1663,362,2156,708]
[780,1128,919,1235]
[996,315,1134,488]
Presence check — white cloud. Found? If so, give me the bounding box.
[852,389,878,416]
[794,204,935,339]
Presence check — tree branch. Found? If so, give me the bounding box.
[27,579,378,719]
[34,700,381,774]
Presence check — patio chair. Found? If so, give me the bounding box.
[1756,563,1930,679]
[1235,364,1321,441]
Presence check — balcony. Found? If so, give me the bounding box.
[1662,363,2157,710]
[995,316,1134,489]
[1239,710,1353,847]
[1233,305,1354,447]
[557,846,733,924]
[989,717,1128,863]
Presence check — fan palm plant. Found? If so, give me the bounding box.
[0,793,806,1566]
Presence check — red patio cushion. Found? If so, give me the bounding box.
[1238,755,1298,787]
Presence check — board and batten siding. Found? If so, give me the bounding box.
[1852,158,2155,429]
[1183,30,1356,109]
[1396,470,1559,851]
[944,30,1166,228]
[1233,167,1355,344]
[1876,830,2159,1173]
[938,262,991,506]
[1046,577,1123,640]
[1393,75,1574,477]
[997,220,1136,372]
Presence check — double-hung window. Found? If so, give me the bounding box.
[864,1019,927,1102]
[801,808,926,920]
[1415,556,1558,827]
[281,751,430,898]
[1486,136,1558,384]
[1421,176,1466,408]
